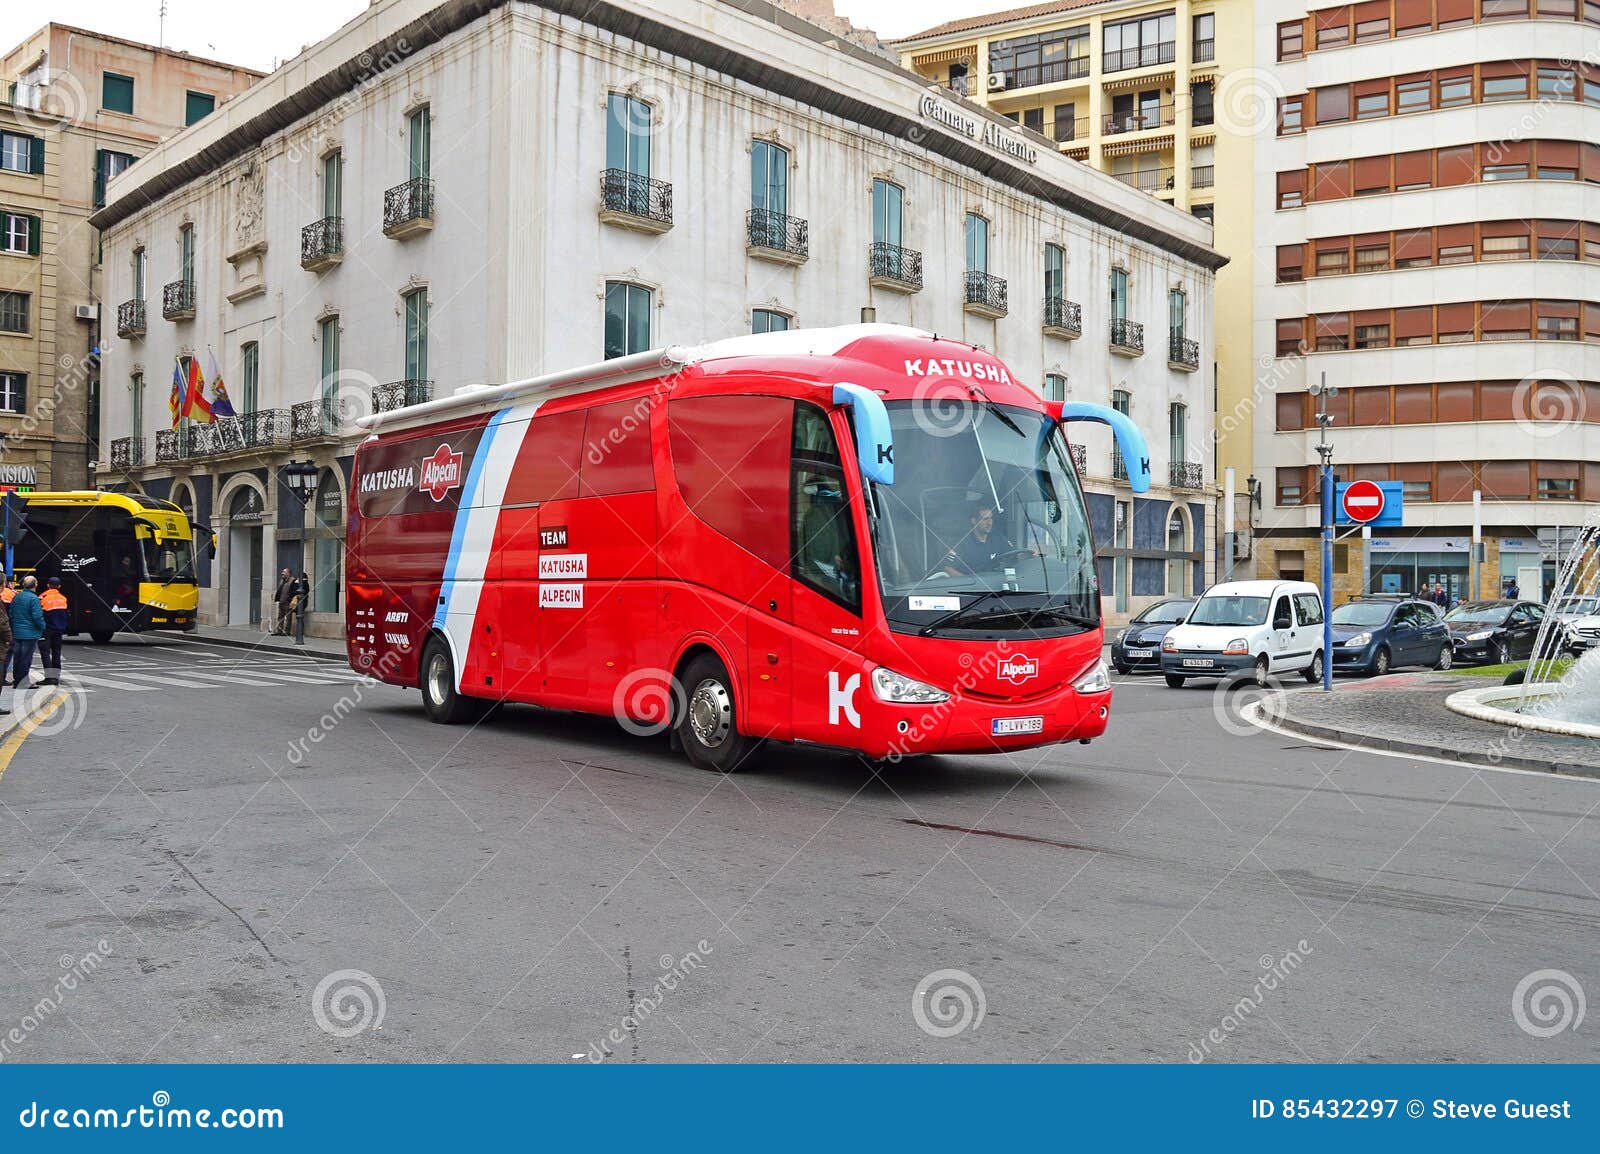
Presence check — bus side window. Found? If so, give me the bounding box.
[667,395,791,569]
[581,399,656,496]
[791,403,860,614]
[506,408,585,503]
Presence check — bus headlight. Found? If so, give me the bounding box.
[871,666,949,704]
[1072,660,1110,694]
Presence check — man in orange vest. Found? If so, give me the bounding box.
[1,575,14,604]
[40,577,68,686]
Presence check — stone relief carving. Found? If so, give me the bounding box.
[234,159,264,249]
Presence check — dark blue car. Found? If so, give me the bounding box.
[1330,596,1452,676]
[1111,598,1196,674]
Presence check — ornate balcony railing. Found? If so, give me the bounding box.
[1070,443,1087,475]
[746,208,808,263]
[373,379,433,413]
[1043,296,1082,336]
[301,216,344,270]
[1170,460,1204,490]
[868,241,922,291]
[244,408,291,448]
[155,428,181,463]
[1112,451,1129,482]
[963,270,1008,317]
[1169,334,1201,370]
[600,168,673,231]
[383,178,434,237]
[291,397,341,440]
[161,279,195,321]
[116,299,146,339]
[110,436,145,469]
[1110,318,1145,354]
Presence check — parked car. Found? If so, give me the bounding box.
[1330,596,1452,676]
[1550,595,1599,652]
[1566,612,1600,653]
[1111,598,1196,674]
[1443,599,1549,665]
[1160,580,1325,688]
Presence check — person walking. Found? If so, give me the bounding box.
[39,577,68,686]
[8,575,46,690]
[272,568,296,635]
[292,571,311,645]
[0,585,11,715]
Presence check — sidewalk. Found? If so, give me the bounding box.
[188,623,347,660]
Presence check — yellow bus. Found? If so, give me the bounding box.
[11,491,201,642]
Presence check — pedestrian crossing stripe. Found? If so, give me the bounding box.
[45,666,380,693]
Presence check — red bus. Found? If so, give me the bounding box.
[347,325,1152,771]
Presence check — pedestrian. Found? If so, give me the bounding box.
[1,574,14,606]
[8,575,46,690]
[1505,578,1520,599]
[1432,583,1448,609]
[0,583,11,715]
[292,571,311,645]
[39,577,68,686]
[272,568,296,635]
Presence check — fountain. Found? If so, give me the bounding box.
[1446,522,1600,740]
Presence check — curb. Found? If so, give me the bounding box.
[184,632,347,662]
[1262,709,1600,780]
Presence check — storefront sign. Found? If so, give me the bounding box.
[0,464,38,488]
[916,94,1038,165]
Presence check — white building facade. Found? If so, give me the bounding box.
[92,0,1222,636]
[1253,1,1600,601]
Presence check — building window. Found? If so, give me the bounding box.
[1538,314,1578,341]
[965,213,989,274]
[1538,476,1578,500]
[1316,86,1349,123]
[1277,20,1304,60]
[1483,75,1528,102]
[1111,389,1132,476]
[1437,76,1473,107]
[1355,91,1389,119]
[1191,80,1213,125]
[1482,0,1531,17]
[1483,234,1530,261]
[132,246,146,300]
[1355,243,1389,272]
[872,178,903,246]
[1396,79,1431,113]
[1355,323,1390,349]
[0,373,25,414]
[1052,103,1078,141]
[606,93,652,178]
[404,288,429,380]
[751,139,789,219]
[1103,11,1176,73]
[319,316,340,408]
[1021,107,1044,134]
[1168,288,1186,339]
[752,309,789,334]
[1482,163,1528,181]
[102,71,134,114]
[604,281,651,359]
[1316,12,1350,47]
[322,151,342,218]
[1315,247,1349,276]
[1355,14,1390,40]
[0,291,28,334]
[1044,373,1067,402]
[130,371,144,434]
[1278,96,1303,134]
[1276,245,1304,282]
[1169,401,1186,467]
[0,130,39,174]
[1110,267,1129,321]
[990,26,1090,88]
[240,341,259,415]
[1044,243,1065,303]
[178,223,194,284]
[1538,67,1578,100]
[93,149,135,208]
[408,106,431,181]
[1,211,37,255]
[1192,13,1215,60]
[185,91,215,125]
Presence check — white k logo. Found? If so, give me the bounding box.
[828,671,861,728]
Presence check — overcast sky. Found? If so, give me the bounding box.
[23,1,1024,72]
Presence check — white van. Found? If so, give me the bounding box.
[1159,580,1325,688]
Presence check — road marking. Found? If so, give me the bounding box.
[0,691,68,783]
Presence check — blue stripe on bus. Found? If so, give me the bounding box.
[434,409,509,630]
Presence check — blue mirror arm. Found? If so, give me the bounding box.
[832,382,894,485]
[1056,401,1152,494]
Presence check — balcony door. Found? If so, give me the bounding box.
[965,213,988,274]
[322,151,342,219]
[408,107,430,182]
[871,178,902,247]
[751,140,788,217]
[606,94,652,177]
[1110,267,1129,321]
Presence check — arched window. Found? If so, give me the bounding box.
[311,468,343,613]
[1167,506,1190,596]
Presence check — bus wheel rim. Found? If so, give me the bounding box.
[689,679,732,749]
[428,653,450,705]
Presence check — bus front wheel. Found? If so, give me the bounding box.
[89,631,114,644]
[676,653,760,773]
[419,636,489,725]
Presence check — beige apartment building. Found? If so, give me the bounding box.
[0,25,259,490]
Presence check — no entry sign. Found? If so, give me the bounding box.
[1335,480,1404,527]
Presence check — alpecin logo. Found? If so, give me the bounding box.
[998,654,1039,685]
[420,444,464,502]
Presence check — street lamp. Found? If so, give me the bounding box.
[282,459,319,505]
[1308,374,1338,692]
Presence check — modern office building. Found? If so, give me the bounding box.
[1255,0,1600,601]
[89,0,1222,636]
[0,25,261,489]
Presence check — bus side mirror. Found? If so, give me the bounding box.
[1053,401,1152,494]
[832,382,894,486]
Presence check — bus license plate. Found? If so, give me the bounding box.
[1182,658,1213,668]
[992,716,1044,736]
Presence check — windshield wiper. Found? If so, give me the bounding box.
[1024,605,1098,630]
[917,590,1009,635]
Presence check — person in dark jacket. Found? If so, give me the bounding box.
[40,577,69,685]
[8,575,46,689]
[0,587,11,714]
[292,572,311,645]
[272,568,296,635]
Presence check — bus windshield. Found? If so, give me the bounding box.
[141,535,196,583]
[868,400,1097,635]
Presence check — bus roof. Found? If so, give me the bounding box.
[23,490,186,517]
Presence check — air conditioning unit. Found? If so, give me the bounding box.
[74,304,97,322]
[987,72,1007,91]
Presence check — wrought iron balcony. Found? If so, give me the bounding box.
[1170,460,1204,490]
[1110,318,1144,355]
[868,242,922,292]
[1070,443,1087,475]
[162,279,195,321]
[1043,296,1082,338]
[1112,451,1129,482]
[599,168,673,233]
[154,428,181,463]
[1169,334,1201,371]
[746,208,808,265]
[301,216,344,271]
[383,178,434,238]
[244,408,291,448]
[291,397,341,440]
[116,299,146,339]
[373,379,433,413]
[963,270,1008,319]
[110,436,145,469]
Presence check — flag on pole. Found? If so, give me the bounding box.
[207,349,237,418]
[183,356,214,424]
[169,359,184,426]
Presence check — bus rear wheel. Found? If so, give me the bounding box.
[676,653,760,773]
[419,636,489,725]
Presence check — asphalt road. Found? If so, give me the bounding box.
[0,634,1594,1064]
